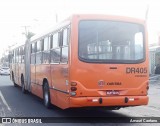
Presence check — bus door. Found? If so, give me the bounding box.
[60,28,70,92]
[30,42,36,93]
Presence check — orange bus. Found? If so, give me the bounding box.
[10,14,149,109]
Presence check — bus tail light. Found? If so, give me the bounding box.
[71,87,77,91]
[71,82,77,86]
[70,82,77,96]
[128,97,139,101]
[134,98,139,100]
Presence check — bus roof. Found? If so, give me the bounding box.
[30,14,145,42]
[30,20,71,42]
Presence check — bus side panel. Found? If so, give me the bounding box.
[35,64,51,99]
[30,64,36,95]
[15,63,20,85]
[50,64,70,109]
[50,89,57,107]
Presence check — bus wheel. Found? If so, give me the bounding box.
[43,82,51,109]
[12,73,17,87]
[21,76,26,93]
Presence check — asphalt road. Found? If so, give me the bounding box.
[0,75,160,126]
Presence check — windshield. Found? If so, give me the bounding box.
[78,20,145,63]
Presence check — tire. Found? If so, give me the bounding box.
[43,82,51,109]
[21,76,26,93]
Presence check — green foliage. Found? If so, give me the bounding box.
[27,32,35,39]
[23,31,35,40]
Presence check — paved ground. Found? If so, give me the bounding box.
[0,75,160,126]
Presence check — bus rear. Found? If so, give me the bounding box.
[69,15,149,108]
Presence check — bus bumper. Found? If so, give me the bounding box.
[69,96,148,107]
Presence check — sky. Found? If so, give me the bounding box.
[0,0,160,58]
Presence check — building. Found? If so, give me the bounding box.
[149,46,160,74]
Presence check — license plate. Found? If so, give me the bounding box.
[106,90,120,95]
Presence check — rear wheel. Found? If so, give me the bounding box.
[43,82,51,109]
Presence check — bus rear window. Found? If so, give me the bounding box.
[78,20,145,63]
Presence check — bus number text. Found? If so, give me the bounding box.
[126,67,147,74]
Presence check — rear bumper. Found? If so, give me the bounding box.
[70,96,148,107]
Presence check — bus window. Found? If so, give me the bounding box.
[42,51,50,64]
[37,40,42,52]
[36,40,42,64]
[135,32,143,60]
[61,47,68,63]
[19,48,21,63]
[44,37,49,51]
[62,29,68,46]
[13,50,16,63]
[10,51,14,63]
[41,39,44,51]
[52,33,59,48]
[16,49,19,63]
[50,48,60,63]
[21,46,25,63]
[31,43,36,54]
[31,43,36,64]
[42,36,50,64]
[79,20,144,63]
[36,53,42,64]
[49,35,53,49]
[61,28,69,63]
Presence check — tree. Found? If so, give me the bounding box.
[22,26,35,40]
[23,31,35,40]
[26,31,35,39]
